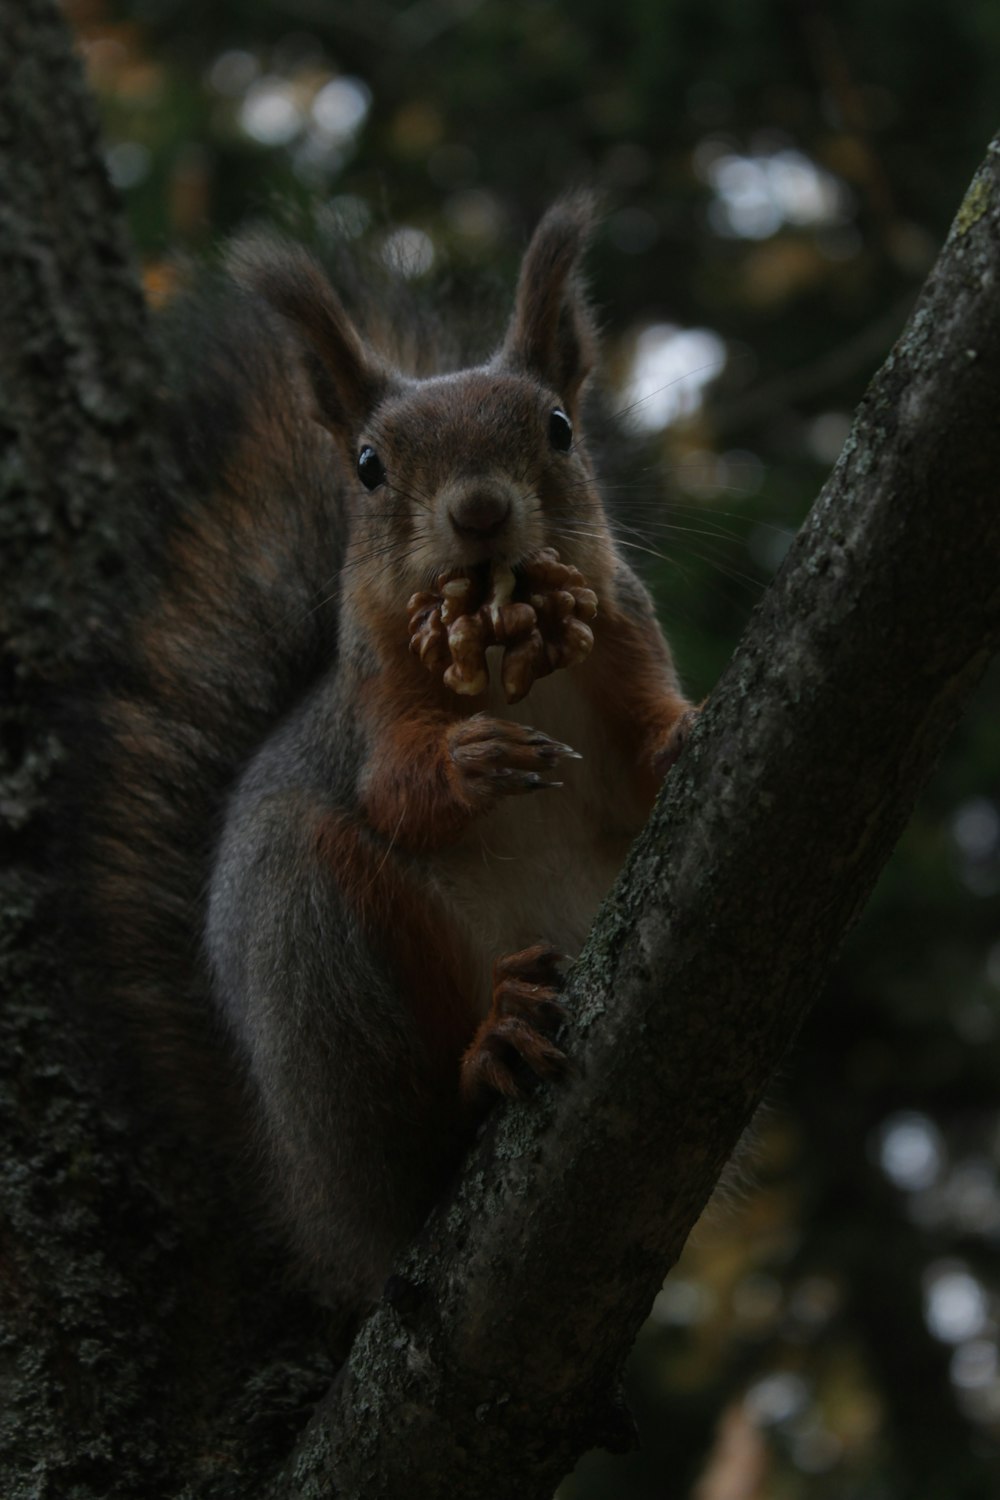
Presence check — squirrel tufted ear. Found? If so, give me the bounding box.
[500,194,599,410]
[226,236,384,435]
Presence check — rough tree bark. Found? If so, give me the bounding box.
[1,5,341,1495]
[2,3,999,1497]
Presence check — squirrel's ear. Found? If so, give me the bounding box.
[500,194,599,410]
[226,236,383,434]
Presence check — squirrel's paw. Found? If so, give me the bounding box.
[447,714,580,807]
[460,943,569,1109]
[651,704,701,782]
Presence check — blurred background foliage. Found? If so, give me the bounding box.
[65,0,1000,1494]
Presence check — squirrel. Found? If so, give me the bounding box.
[81,195,695,1332]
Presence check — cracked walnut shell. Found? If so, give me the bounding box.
[407,550,597,705]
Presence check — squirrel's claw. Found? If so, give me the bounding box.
[460,942,570,1111]
[448,716,579,807]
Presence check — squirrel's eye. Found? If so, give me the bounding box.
[357,446,386,490]
[548,408,573,453]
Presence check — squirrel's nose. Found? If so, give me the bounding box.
[448,490,512,538]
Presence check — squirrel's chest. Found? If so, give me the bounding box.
[429,661,647,1015]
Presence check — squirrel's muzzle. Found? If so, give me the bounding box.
[447,484,512,540]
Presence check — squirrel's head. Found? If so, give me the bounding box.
[229,196,614,610]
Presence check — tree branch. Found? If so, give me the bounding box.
[282,138,1000,1499]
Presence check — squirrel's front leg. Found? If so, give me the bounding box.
[360,705,579,850]
[584,569,701,805]
[358,685,579,1104]
[650,703,701,779]
[460,943,569,1112]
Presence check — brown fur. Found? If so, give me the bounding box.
[313,810,473,1089]
[81,197,696,1312]
[583,593,695,808]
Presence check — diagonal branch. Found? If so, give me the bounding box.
[282,137,1000,1500]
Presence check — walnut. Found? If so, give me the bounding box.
[500,627,546,705]
[406,549,598,704]
[522,549,596,679]
[408,572,490,697]
[407,591,450,671]
[440,575,479,626]
[442,611,489,697]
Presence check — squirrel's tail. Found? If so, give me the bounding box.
[75,279,345,1135]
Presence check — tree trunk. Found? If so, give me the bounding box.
[2,3,999,1496]
[1,5,337,1495]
